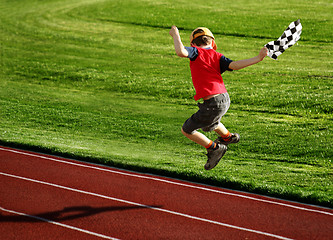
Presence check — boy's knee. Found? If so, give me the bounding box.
[181,127,195,136]
[181,127,190,136]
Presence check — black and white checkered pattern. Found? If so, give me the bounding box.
[265,19,302,60]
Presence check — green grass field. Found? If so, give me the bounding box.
[0,0,332,207]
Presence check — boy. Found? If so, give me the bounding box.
[169,25,268,170]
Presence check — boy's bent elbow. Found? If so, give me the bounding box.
[176,49,189,58]
[177,53,187,58]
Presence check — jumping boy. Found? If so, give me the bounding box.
[169,25,268,170]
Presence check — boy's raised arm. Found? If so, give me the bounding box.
[229,47,268,70]
[169,26,189,58]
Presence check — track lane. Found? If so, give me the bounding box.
[1,172,273,240]
[1,146,332,239]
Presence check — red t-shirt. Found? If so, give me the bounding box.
[186,47,231,101]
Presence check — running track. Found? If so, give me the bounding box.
[0,146,332,240]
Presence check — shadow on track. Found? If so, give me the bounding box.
[1,205,162,222]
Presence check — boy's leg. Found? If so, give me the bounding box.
[214,123,240,145]
[213,122,229,136]
[181,127,227,170]
[181,128,211,148]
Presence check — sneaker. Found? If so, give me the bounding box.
[214,133,240,145]
[204,144,227,170]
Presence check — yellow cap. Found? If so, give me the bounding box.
[190,27,215,43]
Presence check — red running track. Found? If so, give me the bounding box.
[0,146,332,240]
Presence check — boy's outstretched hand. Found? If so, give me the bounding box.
[259,47,268,61]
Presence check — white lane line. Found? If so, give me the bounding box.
[0,171,293,240]
[1,147,332,217]
[0,206,120,240]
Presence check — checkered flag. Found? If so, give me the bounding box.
[265,19,302,60]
